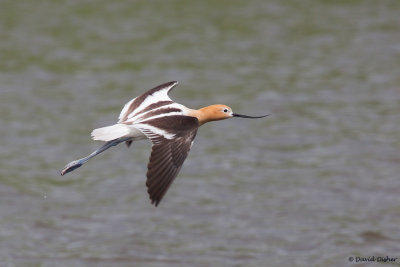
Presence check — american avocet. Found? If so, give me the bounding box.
[61,81,268,206]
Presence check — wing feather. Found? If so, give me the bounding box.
[136,116,199,206]
[118,81,178,123]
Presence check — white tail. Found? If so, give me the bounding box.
[91,124,132,141]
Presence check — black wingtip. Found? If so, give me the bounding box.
[151,198,160,207]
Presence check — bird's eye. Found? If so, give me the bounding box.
[223,108,228,113]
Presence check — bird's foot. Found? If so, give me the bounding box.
[60,160,83,176]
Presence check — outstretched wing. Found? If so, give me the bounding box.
[118,81,178,123]
[135,115,199,206]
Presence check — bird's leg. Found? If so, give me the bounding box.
[60,137,132,176]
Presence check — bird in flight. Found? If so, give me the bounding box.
[61,81,268,206]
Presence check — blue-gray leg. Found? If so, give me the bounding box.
[60,137,132,176]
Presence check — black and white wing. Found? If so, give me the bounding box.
[135,115,199,206]
[118,81,179,123]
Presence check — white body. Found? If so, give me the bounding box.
[91,124,147,142]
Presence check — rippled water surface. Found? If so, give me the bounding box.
[1,1,400,266]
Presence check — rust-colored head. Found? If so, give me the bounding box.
[194,104,269,126]
[197,104,233,125]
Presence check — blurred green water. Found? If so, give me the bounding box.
[1,0,400,266]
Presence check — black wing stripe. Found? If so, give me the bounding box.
[147,145,170,162]
[149,167,178,205]
[138,114,199,206]
[147,158,172,182]
[147,156,170,172]
[135,107,181,122]
[148,165,175,193]
[120,81,177,122]
[134,101,174,118]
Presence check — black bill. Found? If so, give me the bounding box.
[232,113,270,119]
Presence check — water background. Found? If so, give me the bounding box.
[1,1,400,266]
